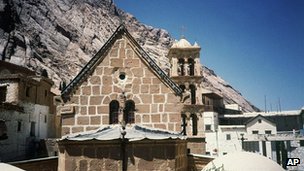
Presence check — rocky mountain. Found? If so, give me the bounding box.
[0,0,259,112]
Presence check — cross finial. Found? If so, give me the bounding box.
[179,25,187,39]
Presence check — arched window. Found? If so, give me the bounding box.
[191,114,198,135]
[181,114,187,135]
[188,58,195,76]
[178,59,185,76]
[124,100,135,124]
[190,84,196,104]
[109,100,119,124]
[0,120,8,140]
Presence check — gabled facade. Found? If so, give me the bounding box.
[57,25,184,136]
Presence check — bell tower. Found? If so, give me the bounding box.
[168,37,205,154]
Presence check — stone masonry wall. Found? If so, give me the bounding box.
[60,34,183,136]
[58,140,187,171]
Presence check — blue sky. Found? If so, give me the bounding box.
[115,0,304,111]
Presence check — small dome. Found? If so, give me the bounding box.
[202,152,284,171]
[171,37,193,48]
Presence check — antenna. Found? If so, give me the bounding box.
[278,98,282,112]
[264,95,267,113]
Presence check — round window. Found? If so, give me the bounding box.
[119,73,126,80]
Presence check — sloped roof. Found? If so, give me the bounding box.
[60,125,186,142]
[244,114,276,126]
[61,24,182,99]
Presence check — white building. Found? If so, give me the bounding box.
[0,61,57,162]
[204,108,304,170]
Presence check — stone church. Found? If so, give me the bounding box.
[56,24,209,170]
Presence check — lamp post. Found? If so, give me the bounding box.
[119,92,127,171]
[239,133,247,150]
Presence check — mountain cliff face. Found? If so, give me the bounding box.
[0,0,258,112]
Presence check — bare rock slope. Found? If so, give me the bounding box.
[0,0,258,112]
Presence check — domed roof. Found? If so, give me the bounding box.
[171,37,199,48]
[202,152,284,171]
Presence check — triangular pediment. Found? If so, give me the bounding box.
[61,25,182,100]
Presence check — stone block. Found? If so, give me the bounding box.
[126,49,134,59]
[139,94,152,103]
[61,127,70,136]
[90,160,102,170]
[92,86,100,95]
[133,78,141,84]
[135,115,141,123]
[80,96,88,105]
[140,85,149,94]
[89,76,101,85]
[159,104,164,112]
[113,86,122,93]
[161,84,171,93]
[96,67,103,75]
[167,93,179,103]
[142,78,151,84]
[110,48,118,57]
[86,126,99,131]
[144,68,155,77]
[119,48,125,58]
[80,107,87,115]
[142,114,150,122]
[152,78,162,84]
[131,68,143,77]
[101,86,112,94]
[72,126,84,133]
[137,104,150,113]
[132,84,140,94]
[82,86,91,95]
[90,116,101,125]
[110,59,123,67]
[65,158,76,171]
[169,114,180,122]
[154,124,167,130]
[102,76,112,85]
[97,106,108,114]
[62,116,75,125]
[153,94,165,103]
[168,123,174,131]
[74,88,81,95]
[151,104,158,113]
[104,68,113,75]
[133,96,141,104]
[150,85,160,93]
[151,114,161,122]
[77,116,90,125]
[90,96,102,105]
[124,59,139,67]
[99,57,109,66]
[89,106,96,115]
[162,114,168,122]
[102,115,109,124]
[165,104,178,112]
